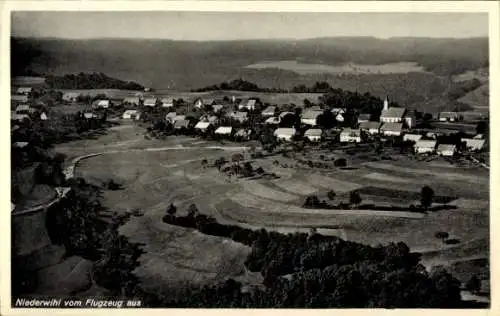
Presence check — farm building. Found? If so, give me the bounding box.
[122,110,140,120]
[439,112,460,122]
[403,134,423,143]
[414,140,437,154]
[161,97,174,108]
[261,106,277,117]
[40,112,48,121]
[331,108,346,114]
[174,119,191,130]
[274,128,296,141]
[172,115,186,123]
[212,104,224,113]
[83,112,97,119]
[11,95,29,103]
[165,112,177,122]
[15,105,31,114]
[340,128,361,143]
[280,111,295,119]
[301,110,323,126]
[95,99,110,109]
[437,144,457,156]
[230,111,249,123]
[238,99,257,111]
[194,121,212,132]
[11,114,31,122]
[144,98,158,107]
[235,128,253,140]
[380,122,403,136]
[380,98,406,123]
[335,113,345,122]
[357,113,371,123]
[462,138,486,151]
[359,121,381,135]
[265,117,280,125]
[13,142,29,148]
[123,97,140,106]
[194,98,215,109]
[16,87,33,95]
[215,126,233,136]
[62,92,81,103]
[305,128,323,142]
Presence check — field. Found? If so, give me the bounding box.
[57,121,490,295]
[245,60,427,75]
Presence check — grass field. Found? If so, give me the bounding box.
[65,122,489,294]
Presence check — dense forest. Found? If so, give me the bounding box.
[44,72,145,90]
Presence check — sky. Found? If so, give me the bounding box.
[11,12,488,41]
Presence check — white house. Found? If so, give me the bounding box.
[331,108,346,114]
[357,114,371,123]
[195,121,212,132]
[301,110,323,126]
[473,134,484,140]
[274,128,296,141]
[12,114,31,122]
[238,99,257,111]
[11,95,29,103]
[380,122,403,136]
[462,138,486,151]
[95,99,110,109]
[194,98,215,109]
[212,104,224,113]
[122,109,139,119]
[40,112,48,121]
[439,112,459,122]
[230,111,248,123]
[172,115,186,123]
[235,128,252,140]
[144,98,157,107]
[359,121,381,135]
[280,111,295,119]
[15,104,31,114]
[161,97,175,108]
[305,129,322,142]
[340,128,361,143]
[17,87,33,95]
[83,112,97,119]
[13,141,29,148]
[403,113,415,129]
[215,126,233,135]
[380,97,406,123]
[335,113,345,122]
[403,134,423,143]
[261,106,276,117]
[174,119,190,130]
[165,112,177,122]
[414,140,437,154]
[437,144,457,156]
[123,97,140,106]
[265,117,280,125]
[62,92,81,103]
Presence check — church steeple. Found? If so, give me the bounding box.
[383,96,389,111]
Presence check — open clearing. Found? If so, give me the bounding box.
[66,122,489,294]
[244,60,427,75]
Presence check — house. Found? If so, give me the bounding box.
[174,119,191,130]
[123,97,140,106]
[439,112,460,122]
[331,108,346,114]
[265,117,280,125]
[212,104,224,113]
[403,134,423,143]
[238,99,257,111]
[301,110,323,126]
[215,126,233,136]
[305,129,323,142]
[194,98,215,109]
[235,128,252,140]
[274,128,296,141]
[16,87,33,95]
[13,141,29,149]
[335,112,345,122]
[380,97,406,123]
[340,128,361,143]
[40,112,48,121]
[195,121,212,132]
[62,92,81,103]
[261,106,276,117]
[144,98,158,107]
[230,111,248,123]
[473,134,484,140]
[380,122,403,136]
[462,138,486,151]
[165,112,177,122]
[161,98,175,108]
[95,99,110,109]
[308,105,322,112]
[122,109,139,119]
[279,111,295,119]
[357,113,371,123]
[15,105,31,114]
[200,115,219,124]
[403,112,415,129]
[11,95,29,103]
[414,140,437,154]
[172,115,186,122]
[11,114,31,122]
[359,121,381,135]
[437,144,457,156]
[83,112,97,119]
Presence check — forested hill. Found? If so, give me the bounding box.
[44,72,145,90]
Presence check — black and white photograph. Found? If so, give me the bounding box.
[5,1,497,311]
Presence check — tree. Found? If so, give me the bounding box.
[167,203,177,216]
[349,191,362,208]
[327,190,336,201]
[465,275,481,294]
[476,120,488,135]
[334,158,347,167]
[420,186,435,210]
[434,231,449,242]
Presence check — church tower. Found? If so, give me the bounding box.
[383,96,389,111]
